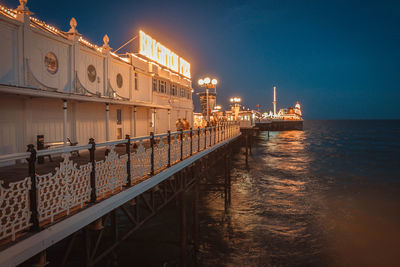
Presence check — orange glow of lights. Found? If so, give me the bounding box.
[139,30,191,79]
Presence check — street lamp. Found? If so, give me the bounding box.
[230,97,242,120]
[198,77,218,123]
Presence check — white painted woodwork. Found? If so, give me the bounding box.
[0,3,193,155]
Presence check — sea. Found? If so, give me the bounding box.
[196,120,400,266]
[47,120,400,266]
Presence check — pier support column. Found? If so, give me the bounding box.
[63,100,67,146]
[111,210,118,266]
[105,103,110,141]
[192,167,199,262]
[180,189,186,267]
[31,250,48,267]
[249,131,252,155]
[224,152,229,212]
[228,153,232,205]
[245,132,249,167]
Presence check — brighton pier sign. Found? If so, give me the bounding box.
[139,30,191,79]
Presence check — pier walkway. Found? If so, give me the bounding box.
[0,122,240,266]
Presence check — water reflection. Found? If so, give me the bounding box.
[199,121,400,266]
[199,130,325,266]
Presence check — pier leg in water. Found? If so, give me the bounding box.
[224,152,229,212]
[249,132,252,155]
[245,133,249,168]
[228,154,232,206]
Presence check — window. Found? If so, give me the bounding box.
[152,78,157,92]
[158,80,166,93]
[116,109,122,125]
[171,84,177,96]
[134,72,138,90]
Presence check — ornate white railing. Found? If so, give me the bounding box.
[36,153,92,224]
[0,177,31,241]
[95,146,128,199]
[0,122,240,243]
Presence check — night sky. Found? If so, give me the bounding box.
[3,0,400,119]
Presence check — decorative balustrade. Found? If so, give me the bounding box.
[0,177,31,241]
[37,153,92,224]
[130,141,151,184]
[0,122,240,244]
[95,146,128,199]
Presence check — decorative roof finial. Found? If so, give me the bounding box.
[102,34,111,50]
[16,0,31,14]
[67,17,79,34]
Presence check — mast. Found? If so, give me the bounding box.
[273,85,277,115]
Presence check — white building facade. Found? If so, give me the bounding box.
[0,1,193,155]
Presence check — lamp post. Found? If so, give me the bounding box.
[198,77,218,123]
[230,97,241,121]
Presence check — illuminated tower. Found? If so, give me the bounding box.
[273,85,277,115]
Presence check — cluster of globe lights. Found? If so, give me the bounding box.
[198,77,218,86]
[230,97,242,103]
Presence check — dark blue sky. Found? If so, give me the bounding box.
[3,0,400,119]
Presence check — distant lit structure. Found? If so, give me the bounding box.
[230,97,241,120]
[198,77,218,122]
[261,86,303,121]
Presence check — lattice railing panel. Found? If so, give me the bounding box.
[182,136,191,158]
[154,138,169,172]
[192,135,199,153]
[211,130,216,146]
[199,131,205,150]
[37,153,92,224]
[0,177,31,241]
[170,135,181,163]
[95,146,127,199]
[130,142,151,184]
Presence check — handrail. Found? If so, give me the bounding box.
[0,151,30,163]
[0,121,241,244]
[96,139,127,148]
[36,144,91,157]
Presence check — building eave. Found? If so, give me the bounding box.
[0,84,171,110]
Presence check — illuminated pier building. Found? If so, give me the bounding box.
[0,1,193,156]
[262,86,303,121]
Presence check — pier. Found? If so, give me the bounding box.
[0,122,240,266]
[255,120,303,131]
